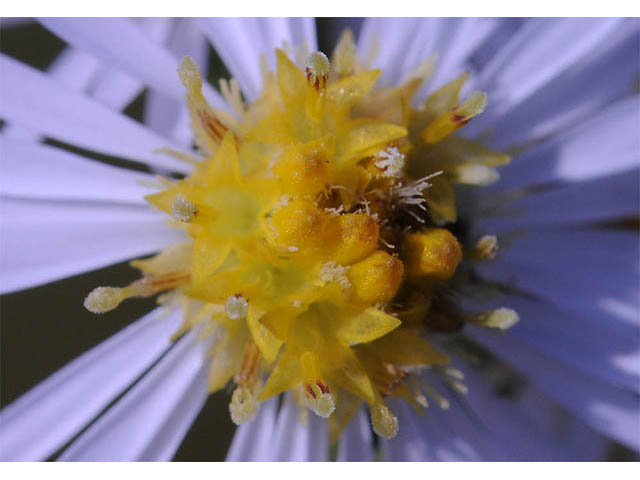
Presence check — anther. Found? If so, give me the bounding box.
[370,403,399,439]
[470,307,519,330]
[422,91,488,144]
[304,380,336,418]
[225,294,249,320]
[83,287,124,314]
[178,55,203,91]
[305,51,330,91]
[229,384,259,425]
[171,195,198,222]
[474,235,499,260]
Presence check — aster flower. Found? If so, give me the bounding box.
[0,17,639,462]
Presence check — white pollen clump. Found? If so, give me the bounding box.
[229,385,258,425]
[375,147,405,178]
[225,295,249,320]
[177,55,202,90]
[475,235,499,259]
[477,308,519,330]
[319,261,351,290]
[456,164,499,186]
[370,404,399,439]
[84,287,123,314]
[171,195,198,222]
[306,51,330,78]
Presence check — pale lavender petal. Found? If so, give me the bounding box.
[0,54,187,171]
[336,409,373,461]
[226,398,278,461]
[0,197,185,293]
[58,330,208,461]
[0,136,153,204]
[0,308,183,461]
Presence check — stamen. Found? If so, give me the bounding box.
[304,380,336,418]
[225,294,249,320]
[305,51,330,91]
[422,91,488,144]
[229,384,259,425]
[370,403,399,439]
[171,195,198,222]
[375,147,405,179]
[474,235,499,260]
[84,271,189,314]
[394,171,443,213]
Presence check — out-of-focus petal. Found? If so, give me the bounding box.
[336,409,373,461]
[198,18,264,101]
[497,96,640,189]
[0,197,185,293]
[467,325,640,450]
[268,394,328,461]
[0,308,183,461]
[479,18,621,116]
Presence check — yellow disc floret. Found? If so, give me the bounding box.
[84,39,516,443]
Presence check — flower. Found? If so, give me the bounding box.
[0,17,639,462]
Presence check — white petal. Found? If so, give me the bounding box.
[289,18,317,52]
[257,17,293,71]
[0,54,187,171]
[0,197,185,293]
[0,307,183,461]
[496,96,640,189]
[467,325,640,450]
[3,48,100,141]
[58,330,208,461]
[38,18,183,100]
[268,393,328,461]
[198,18,264,102]
[336,409,373,461]
[225,398,278,461]
[0,136,153,204]
[472,168,640,232]
[138,366,208,461]
[479,18,622,116]
[486,20,639,149]
[475,229,640,330]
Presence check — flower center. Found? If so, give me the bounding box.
[84,30,517,442]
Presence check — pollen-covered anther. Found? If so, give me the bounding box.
[474,234,499,260]
[422,91,488,144]
[375,147,405,179]
[225,294,249,320]
[401,229,462,281]
[83,286,124,314]
[171,195,198,222]
[319,261,351,290]
[370,403,399,439]
[229,384,259,425]
[305,51,330,91]
[177,55,203,91]
[471,307,519,331]
[304,380,336,418]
